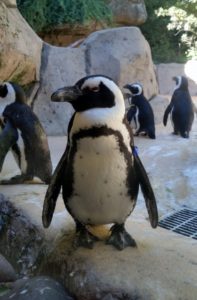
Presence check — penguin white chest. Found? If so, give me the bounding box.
[67,135,135,225]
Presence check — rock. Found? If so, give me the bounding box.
[156,63,197,96]
[149,95,169,125]
[0,276,73,300]
[33,43,85,135]
[82,27,158,99]
[108,0,147,25]
[34,27,158,135]
[39,220,197,300]
[1,131,197,299]
[0,254,17,282]
[0,194,44,275]
[2,0,16,7]
[0,1,42,85]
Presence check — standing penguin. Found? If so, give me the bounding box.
[163,76,194,138]
[124,83,156,139]
[0,82,52,184]
[42,75,158,250]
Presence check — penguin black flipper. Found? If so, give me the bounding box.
[42,114,75,228]
[132,146,158,228]
[163,103,173,126]
[127,105,137,123]
[0,119,18,172]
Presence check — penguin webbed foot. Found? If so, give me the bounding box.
[0,174,33,185]
[73,222,99,249]
[106,224,137,250]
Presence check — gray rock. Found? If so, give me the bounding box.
[0,254,17,282]
[0,194,44,276]
[108,0,147,25]
[39,225,197,300]
[34,27,158,135]
[0,276,73,300]
[82,27,158,100]
[33,43,85,135]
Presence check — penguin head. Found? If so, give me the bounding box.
[51,75,124,112]
[123,83,143,96]
[173,76,188,91]
[0,82,26,104]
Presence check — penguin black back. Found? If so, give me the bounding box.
[124,83,156,139]
[0,82,52,184]
[163,76,194,138]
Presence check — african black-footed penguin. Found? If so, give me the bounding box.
[124,83,156,139]
[0,82,52,184]
[42,75,158,250]
[163,76,194,138]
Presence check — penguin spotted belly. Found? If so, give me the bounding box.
[67,135,135,225]
[42,74,158,250]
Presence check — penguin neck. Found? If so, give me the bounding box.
[10,82,27,104]
[71,102,125,134]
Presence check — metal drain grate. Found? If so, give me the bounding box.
[159,208,197,240]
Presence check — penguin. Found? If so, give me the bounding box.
[163,76,194,138]
[0,82,52,184]
[123,83,156,139]
[42,75,158,250]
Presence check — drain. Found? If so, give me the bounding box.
[159,208,197,240]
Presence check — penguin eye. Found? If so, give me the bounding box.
[91,87,100,92]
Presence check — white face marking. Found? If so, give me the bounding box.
[71,76,131,148]
[81,76,124,108]
[174,76,182,91]
[130,83,143,96]
[67,135,135,225]
[0,82,15,115]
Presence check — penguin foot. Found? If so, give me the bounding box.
[0,174,33,185]
[73,223,99,249]
[106,224,137,250]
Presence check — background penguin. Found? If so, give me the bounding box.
[0,82,52,184]
[124,83,156,139]
[163,76,194,138]
[42,75,158,250]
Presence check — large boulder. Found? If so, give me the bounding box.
[82,27,158,98]
[108,0,147,25]
[34,27,158,135]
[0,1,42,85]
[0,194,44,275]
[0,276,73,300]
[33,44,86,135]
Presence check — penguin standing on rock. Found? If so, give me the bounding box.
[0,82,52,184]
[42,75,158,250]
[163,76,194,138]
[124,83,156,139]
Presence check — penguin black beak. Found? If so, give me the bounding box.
[123,84,132,91]
[172,76,177,81]
[51,86,82,102]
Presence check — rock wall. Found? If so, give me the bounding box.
[0,3,158,136]
[34,27,158,135]
[156,62,197,96]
